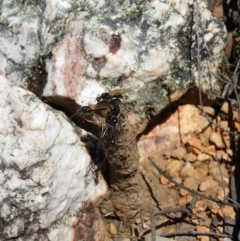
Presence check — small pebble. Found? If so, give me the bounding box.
[194,168,208,180]
[187,138,203,155]
[108,223,117,236]
[199,176,218,192]
[165,160,183,177]
[183,152,197,162]
[197,153,212,162]
[180,162,194,178]
[178,194,193,207]
[210,132,225,149]
[179,177,198,196]
[221,102,229,114]
[170,146,186,160]
[160,174,169,185]
[196,225,210,241]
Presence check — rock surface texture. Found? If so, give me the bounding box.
[0,0,227,126]
[137,103,236,238]
[0,0,231,240]
[0,76,108,240]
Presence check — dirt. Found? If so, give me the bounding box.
[95,104,166,222]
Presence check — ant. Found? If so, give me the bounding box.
[70,101,110,119]
[96,89,129,102]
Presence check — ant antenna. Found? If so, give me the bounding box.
[69,111,79,120]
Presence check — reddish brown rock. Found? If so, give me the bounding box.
[187,138,204,155]
[234,121,240,132]
[168,176,182,188]
[183,152,197,162]
[223,134,231,148]
[160,175,169,185]
[196,225,210,241]
[203,145,216,157]
[179,177,198,196]
[107,223,117,236]
[199,106,215,116]
[199,176,218,192]
[217,187,230,200]
[197,153,213,162]
[220,205,235,220]
[220,121,229,131]
[220,102,229,114]
[170,146,187,160]
[194,168,208,181]
[198,126,212,147]
[233,111,239,121]
[180,162,195,178]
[138,105,211,160]
[165,160,184,178]
[178,194,193,207]
[216,150,231,162]
[183,152,197,163]
[209,165,229,185]
[210,132,225,149]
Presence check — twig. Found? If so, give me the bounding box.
[154,194,196,217]
[154,195,196,217]
[111,236,143,240]
[160,231,230,238]
[154,207,191,216]
[232,60,240,121]
[216,157,226,199]
[149,206,156,241]
[148,157,240,209]
[113,220,123,241]
[140,209,145,229]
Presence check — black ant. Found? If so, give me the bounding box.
[96,89,129,102]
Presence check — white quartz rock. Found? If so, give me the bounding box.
[41,0,226,111]
[0,76,108,240]
[0,0,227,121]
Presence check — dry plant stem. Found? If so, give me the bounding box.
[216,157,226,198]
[155,207,192,217]
[159,231,230,238]
[148,157,240,209]
[232,60,240,121]
[149,206,156,241]
[154,195,196,217]
[112,236,143,240]
[113,221,123,241]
